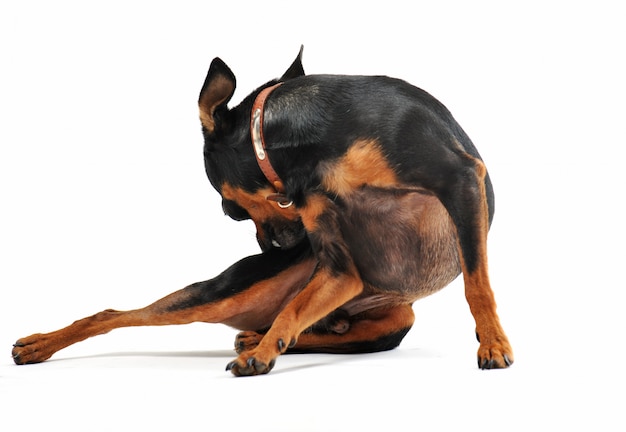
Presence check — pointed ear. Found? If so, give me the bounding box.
[280,45,305,81]
[198,58,236,133]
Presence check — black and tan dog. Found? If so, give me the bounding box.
[12,47,513,375]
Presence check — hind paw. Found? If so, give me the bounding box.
[12,334,55,365]
[234,331,264,354]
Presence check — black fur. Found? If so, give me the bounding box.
[11,47,512,375]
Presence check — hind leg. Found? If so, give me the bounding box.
[13,245,316,364]
[235,303,415,355]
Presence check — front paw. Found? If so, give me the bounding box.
[226,336,293,376]
[476,337,514,369]
[226,354,277,377]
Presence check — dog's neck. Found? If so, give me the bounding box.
[250,82,293,208]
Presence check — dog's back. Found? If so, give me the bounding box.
[260,74,495,223]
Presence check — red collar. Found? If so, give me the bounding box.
[250,83,292,208]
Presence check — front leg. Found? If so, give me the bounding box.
[226,268,363,375]
[438,156,513,369]
[226,194,363,376]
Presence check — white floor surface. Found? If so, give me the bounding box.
[2,2,624,431]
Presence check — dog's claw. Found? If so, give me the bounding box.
[277,338,285,352]
[253,358,268,373]
[478,357,499,370]
[504,354,512,367]
[225,361,237,372]
[478,357,486,369]
[477,352,514,369]
[246,357,256,368]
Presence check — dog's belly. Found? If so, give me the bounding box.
[338,188,461,302]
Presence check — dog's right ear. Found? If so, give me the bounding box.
[198,58,236,134]
[280,45,305,81]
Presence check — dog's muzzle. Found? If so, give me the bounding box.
[258,221,307,251]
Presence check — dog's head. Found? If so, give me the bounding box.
[198,47,307,252]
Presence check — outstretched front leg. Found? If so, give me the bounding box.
[12,242,316,365]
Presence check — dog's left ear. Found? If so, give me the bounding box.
[280,45,305,81]
[199,57,236,133]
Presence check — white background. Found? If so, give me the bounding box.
[1,1,624,431]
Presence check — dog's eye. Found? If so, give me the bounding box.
[222,199,251,221]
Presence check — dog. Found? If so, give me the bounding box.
[12,47,513,376]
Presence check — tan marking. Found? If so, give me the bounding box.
[454,151,513,368]
[298,194,331,232]
[463,264,514,368]
[221,183,300,221]
[198,74,235,132]
[320,139,398,196]
[216,258,316,329]
[199,108,215,131]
